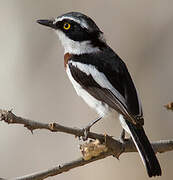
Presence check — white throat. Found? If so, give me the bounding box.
[55,30,100,55]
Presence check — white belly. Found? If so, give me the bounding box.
[66,65,109,117]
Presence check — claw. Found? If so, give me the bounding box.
[82,116,103,141]
[82,127,90,141]
[120,129,126,143]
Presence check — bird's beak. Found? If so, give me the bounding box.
[37,19,57,29]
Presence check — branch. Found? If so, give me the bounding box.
[14,153,112,180]
[0,109,173,180]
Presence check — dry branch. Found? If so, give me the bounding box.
[0,109,172,180]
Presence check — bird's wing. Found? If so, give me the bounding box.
[68,54,143,125]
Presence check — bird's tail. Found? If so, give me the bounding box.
[125,119,162,177]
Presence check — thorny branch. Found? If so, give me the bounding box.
[0,104,173,180]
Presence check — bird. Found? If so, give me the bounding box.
[37,12,161,177]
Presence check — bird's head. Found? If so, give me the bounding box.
[37,12,106,55]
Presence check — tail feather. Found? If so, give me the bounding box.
[125,119,162,177]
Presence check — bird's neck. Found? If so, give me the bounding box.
[56,30,101,55]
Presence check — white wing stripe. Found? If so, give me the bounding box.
[70,61,128,110]
[66,65,109,116]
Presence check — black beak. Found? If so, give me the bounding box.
[37,19,57,29]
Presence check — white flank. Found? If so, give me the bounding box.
[56,31,100,55]
[66,65,109,116]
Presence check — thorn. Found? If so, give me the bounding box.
[24,124,34,134]
[8,108,13,113]
[112,153,120,160]
[164,102,173,111]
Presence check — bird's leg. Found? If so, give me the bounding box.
[82,116,103,141]
[120,129,126,143]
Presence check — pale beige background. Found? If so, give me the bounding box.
[0,0,173,179]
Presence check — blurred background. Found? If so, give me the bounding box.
[0,0,173,179]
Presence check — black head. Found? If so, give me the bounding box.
[37,12,106,49]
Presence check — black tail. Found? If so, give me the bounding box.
[125,120,162,177]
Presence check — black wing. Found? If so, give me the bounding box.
[69,47,143,125]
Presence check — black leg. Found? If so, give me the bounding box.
[82,116,103,141]
[120,129,126,143]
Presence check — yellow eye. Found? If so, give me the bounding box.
[63,23,71,30]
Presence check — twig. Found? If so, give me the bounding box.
[13,153,112,180]
[0,109,173,180]
[9,140,172,180]
[0,109,123,155]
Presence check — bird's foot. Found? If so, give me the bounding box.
[82,126,90,141]
[120,129,127,143]
[82,116,102,141]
